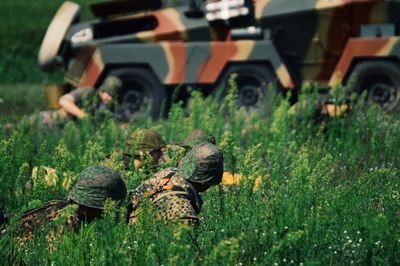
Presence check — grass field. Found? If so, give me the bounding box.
[0,0,99,84]
[1,1,399,265]
[0,84,46,116]
[0,85,399,265]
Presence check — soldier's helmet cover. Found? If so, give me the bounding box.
[178,143,223,187]
[124,129,166,156]
[99,76,122,97]
[182,129,216,148]
[68,166,127,209]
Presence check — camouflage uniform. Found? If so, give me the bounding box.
[30,76,122,127]
[14,166,126,243]
[128,143,223,225]
[15,200,83,244]
[128,168,202,224]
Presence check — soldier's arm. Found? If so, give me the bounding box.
[59,87,92,119]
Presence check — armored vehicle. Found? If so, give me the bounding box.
[39,0,400,119]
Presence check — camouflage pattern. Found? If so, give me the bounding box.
[99,76,122,96]
[41,0,400,110]
[182,128,216,148]
[178,143,223,187]
[15,200,83,244]
[128,168,202,225]
[41,0,400,88]
[124,129,166,156]
[68,166,127,209]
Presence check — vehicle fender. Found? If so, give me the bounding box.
[329,37,400,86]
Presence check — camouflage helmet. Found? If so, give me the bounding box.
[124,129,166,156]
[99,76,122,97]
[68,166,127,209]
[182,129,216,148]
[178,143,223,187]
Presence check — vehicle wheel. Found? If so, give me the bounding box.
[214,64,281,113]
[347,61,400,112]
[38,2,81,71]
[108,68,166,121]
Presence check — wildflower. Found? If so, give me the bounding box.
[344,230,347,234]
[253,257,257,261]
[359,238,362,243]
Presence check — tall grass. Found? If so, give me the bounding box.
[0,81,399,265]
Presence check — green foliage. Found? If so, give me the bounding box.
[0,80,400,265]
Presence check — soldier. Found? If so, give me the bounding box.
[289,94,350,127]
[31,76,123,127]
[14,166,127,243]
[58,76,122,120]
[128,142,223,225]
[123,129,166,171]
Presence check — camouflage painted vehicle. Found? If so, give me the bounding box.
[39,0,400,119]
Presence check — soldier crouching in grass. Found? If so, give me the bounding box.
[10,166,126,245]
[288,93,350,131]
[30,76,122,127]
[127,142,223,226]
[122,129,166,172]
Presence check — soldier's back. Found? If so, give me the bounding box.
[129,168,202,225]
[15,199,82,243]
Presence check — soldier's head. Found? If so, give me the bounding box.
[182,129,216,148]
[178,143,223,192]
[68,166,127,222]
[123,129,166,170]
[98,76,122,105]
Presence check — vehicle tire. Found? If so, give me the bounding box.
[214,64,281,113]
[347,61,400,112]
[107,68,166,121]
[38,2,81,71]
